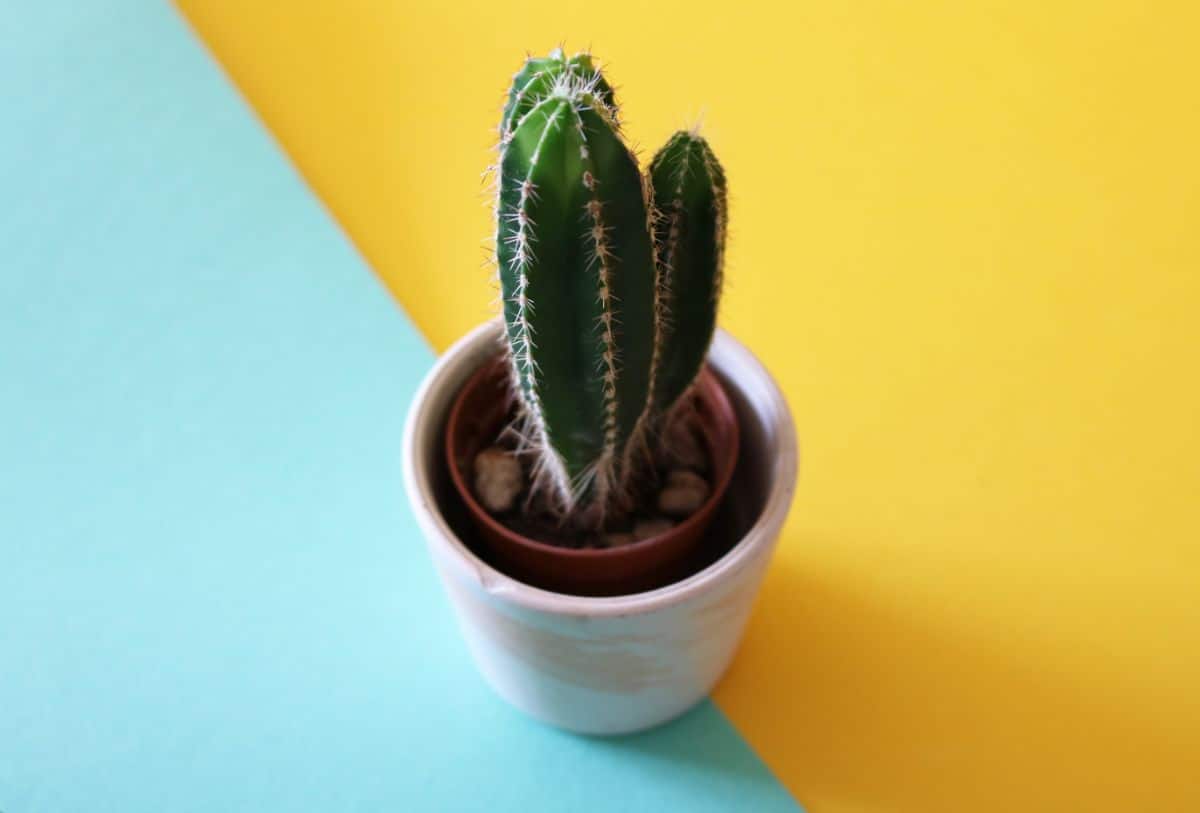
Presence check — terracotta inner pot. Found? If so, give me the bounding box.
[444,356,740,596]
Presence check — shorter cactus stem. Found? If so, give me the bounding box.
[647,129,727,418]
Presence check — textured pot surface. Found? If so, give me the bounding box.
[403,320,798,734]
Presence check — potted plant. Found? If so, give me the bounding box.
[403,49,797,734]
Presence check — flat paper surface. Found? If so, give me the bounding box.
[175,1,1200,808]
[0,4,799,811]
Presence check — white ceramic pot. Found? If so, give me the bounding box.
[403,320,798,734]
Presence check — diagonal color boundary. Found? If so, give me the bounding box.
[0,3,802,811]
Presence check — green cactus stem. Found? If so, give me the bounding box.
[647,129,727,416]
[496,55,657,524]
[499,48,617,140]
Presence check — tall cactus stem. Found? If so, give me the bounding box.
[505,100,572,509]
[495,56,656,526]
[622,169,667,484]
[566,102,620,513]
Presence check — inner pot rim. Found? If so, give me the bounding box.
[402,318,799,618]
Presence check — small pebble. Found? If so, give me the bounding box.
[600,532,635,548]
[656,469,710,518]
[473,446,523,513]
[664,419,707,471]
[668,469,708,488]
[632,517,675,541]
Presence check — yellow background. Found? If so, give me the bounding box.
[178,1,1199,809]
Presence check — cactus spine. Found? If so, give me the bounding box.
[500,49,617,140]
[494,50,726,529]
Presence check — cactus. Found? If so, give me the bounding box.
[500,48,617,140]
[647,130,727,416]
[493,49,726,529]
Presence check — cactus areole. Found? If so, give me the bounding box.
[455,48,734,553]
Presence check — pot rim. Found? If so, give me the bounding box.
[402,318,799,618]
[443,359,739,561]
